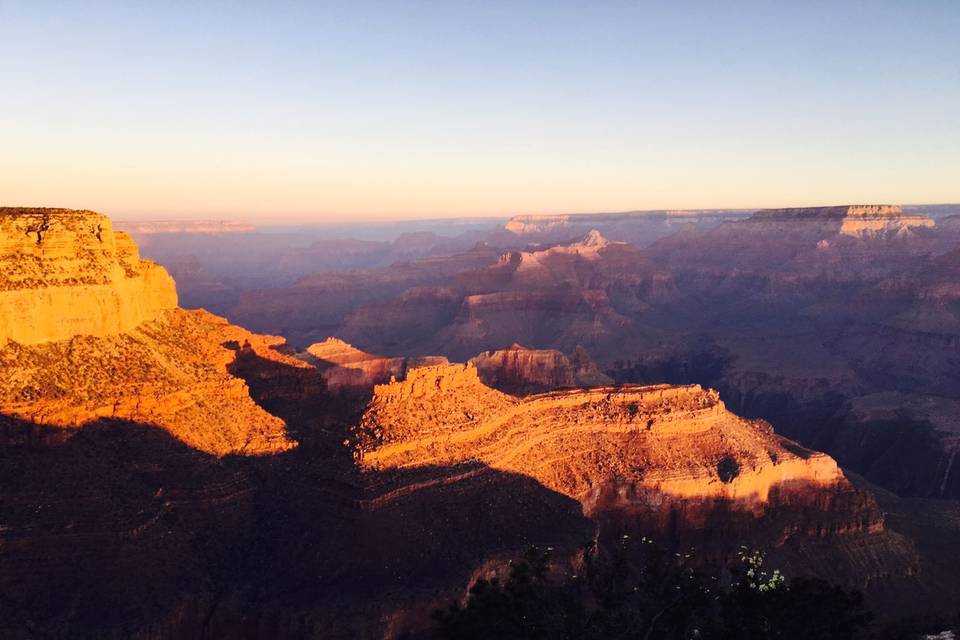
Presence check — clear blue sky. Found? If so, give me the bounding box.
[1,1,957,221]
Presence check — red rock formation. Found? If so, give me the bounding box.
[0,208,302,456]
[358,365,845,506]
[353,364,918,596]
[469,343,612,393]
[0,308,301,456]
[305,337,447,390]
[327,231,671,362]
[0,208,178,347]
[2,206,952,638]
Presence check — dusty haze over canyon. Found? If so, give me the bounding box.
[3,205,960,639]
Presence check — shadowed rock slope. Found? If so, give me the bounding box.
[355,364,918,594]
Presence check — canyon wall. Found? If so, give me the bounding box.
[0,208,298,456]
[305,337,447,390]
[357,365,846,506]
[469,343,612,393]
[745,204,934,237]
[0,208,178,347]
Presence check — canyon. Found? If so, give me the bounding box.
[217,204,960,503]
[3,206,960,637]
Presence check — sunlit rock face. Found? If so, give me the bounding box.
[354,364,917,596]
[0,208,300,456]
[0,208,178,347]
[469,343,612,394]
[0,308,300,456]
[750,205,935,237]
[305,337,448,391]
[356,364,844,507]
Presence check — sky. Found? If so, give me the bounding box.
[1,1,958,222]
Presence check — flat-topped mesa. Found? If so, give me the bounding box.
[504,214,571,234]
[0,208,177,346]
[470,344,612,394]
[752,205,905,220]
[358,373,847,510]
[305,337,448,390]
[747,204,934,237]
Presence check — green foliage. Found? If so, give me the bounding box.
[719,550,871,639]
[432,542,871,640]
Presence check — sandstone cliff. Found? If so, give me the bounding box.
[469,343,612,393]
[0,208,178,347]
[0,208,300,456]
[357,364,846,508]
[351,364,922,596]
[0,309,300,455]
[745,204,934,238]
[305,337,448,390]
[0,207,942,638]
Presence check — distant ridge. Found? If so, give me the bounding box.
[751,205,906,220]
[116,220,256,233]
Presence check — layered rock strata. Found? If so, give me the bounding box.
[354,364,916,596]
[0,208,298,455]
[0,309,299,455]
[357,364,846,508]
[305,337,447,390]
[750,205,934,237]
[469,343,612,393]
[0,208,178,346]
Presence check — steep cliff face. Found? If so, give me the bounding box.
[0,208,299,456]
[750,205,934,237]
[469,343,612,393]
[305,337,448,390]
[354,365,918,597]
[357,366,845,507]
[0,208,178,347]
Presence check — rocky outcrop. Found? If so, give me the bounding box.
[357,368,845,507]
[357,363,513,448]
[0,309,299,455]
[1,206,945,638]
[305,337,447,390]
[748,205,934,237]
[353,366,921,600]
[469,343,612,393]
[0,208,178,347]
[0,208,300,456]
